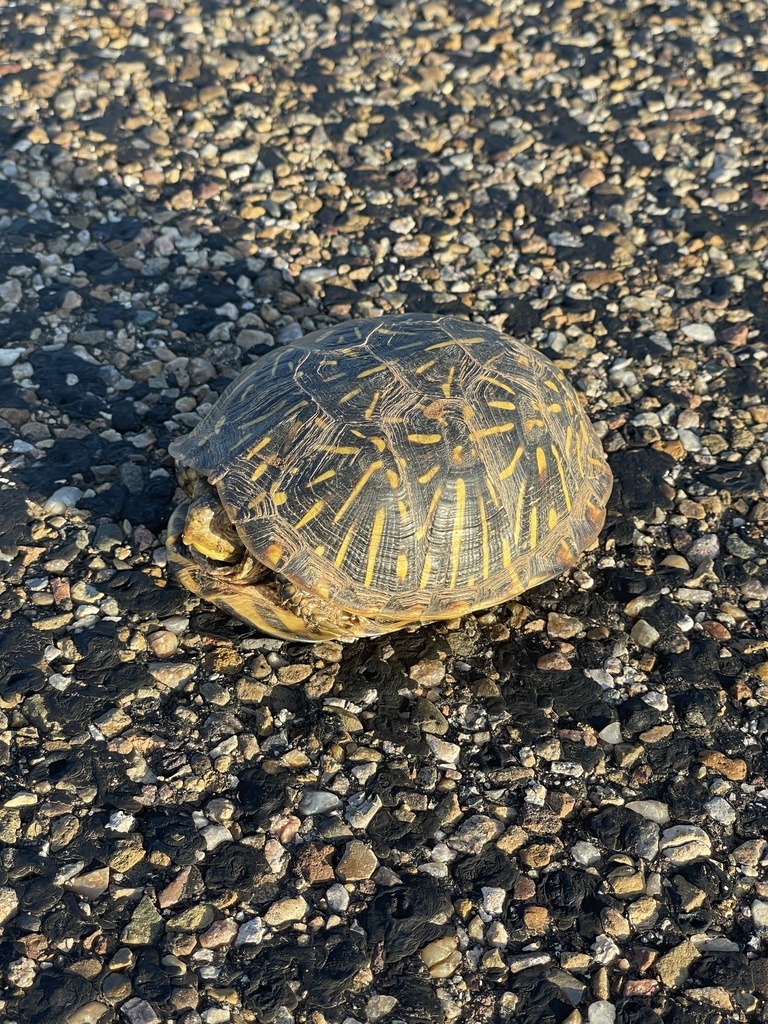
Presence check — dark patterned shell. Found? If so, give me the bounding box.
[169,314,613,623]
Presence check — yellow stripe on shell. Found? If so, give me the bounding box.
[263,542,284,567]
[449,478,466,588]
[425,336,484,350]
[364,391,381,420]
[243,400,286,427]
[294,499,325,530]
[333,460,383,523]
[499,445,524,481]
[441,365,456,399]
[577,422,589,474]
[418,465,440,485]
[364,507,386,587]
[484,474,499,505]
[420,550,433,589]
[480,375,516,395]
[501,535,511,569]
[408,433,442,444]
[306,469,336,487]
[416,484,444,540]
[470,422,515,441]
[316,445,361,455]
[550,444,572,511]
[513,479,526,545]
[283,400,309,418]
[334,521,356,568]
[479,496,489,579]
[244,436,271,460]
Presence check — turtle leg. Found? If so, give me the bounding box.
[278,578,412,641]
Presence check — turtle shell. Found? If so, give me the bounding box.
[168,313,613,626]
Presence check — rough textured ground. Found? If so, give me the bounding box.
[1,1,767,1023]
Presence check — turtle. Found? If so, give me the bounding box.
[166,313,613,641]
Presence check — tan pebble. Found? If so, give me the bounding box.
[712,187,741,204]
[393,237,430,257]
[263,896,307,927]
[203,648,244,675]
[639,725,674,743]
[523,905,549,932]
[67,868,110,899]
[409,658,446,687]
[536,652,571,671]
[579,167,606,189]
[277,663,313,684]
[677,499,705,519]
[688,986,733,1010]
[520,842,557,869]
[148,630,178,658]
[546,613,583,639]
[482,948,507,972]
[336,840,378,882]
[655,939,700,987]
[199,918,238,949]
[698,750,747,781]
[419,936,457,968]
[660,439,686,460]
[660,555,690,571]
[578,269,623,288]
[593,966,610,1000]
[627,896,659,929]
[69,1000,113,1024]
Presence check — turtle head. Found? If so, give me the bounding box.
[181,490,244,564]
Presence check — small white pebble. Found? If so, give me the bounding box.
[236,917,266,946]
[481,886,506,916]
[44,486,84,515]
[681,323,716,343]
[326,883,350,913]
[588,1000,617,1024]
[751,900,768,929]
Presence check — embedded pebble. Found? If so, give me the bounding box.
[681,323,716,343]
[660,826,713,864]
[298,790,342,816]
[263,896,308,928]
[630,620,660,648]
[43,486,84,515]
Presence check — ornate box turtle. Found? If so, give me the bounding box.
[166,314,613,641]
